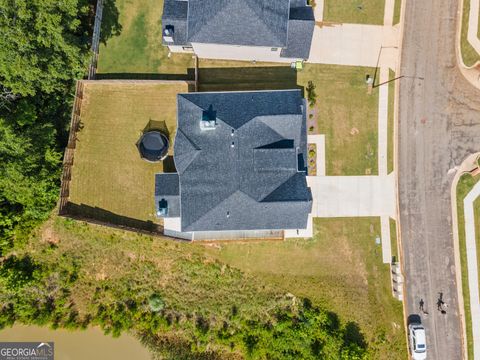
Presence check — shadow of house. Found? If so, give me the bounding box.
[65,202,163,234]
[95,70,196,81]
[197,66,302,94]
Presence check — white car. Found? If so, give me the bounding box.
[408,323,427,359]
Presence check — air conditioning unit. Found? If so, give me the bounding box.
[163,26,174,43]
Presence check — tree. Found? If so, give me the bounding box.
[0,0,91,97]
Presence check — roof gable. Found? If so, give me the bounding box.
[187,0,290,47]
[174,90,312,232]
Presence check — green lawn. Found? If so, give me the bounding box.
[392,0,402,25]
[97,0,194,75]
[461,0,480,67]
[323,0,386,25]
[301,65,378,175]
[387,69,395,174]
[68,81,188,228]
[204,217,406,359]
[456,172,480,360]
[390,217,398,263]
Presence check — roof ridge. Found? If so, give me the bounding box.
[258,171,298,202]
[242,0,287,45]
[184,189,248,231]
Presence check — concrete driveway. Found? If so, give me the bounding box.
[308,24,399,68]
[307,174,396,218]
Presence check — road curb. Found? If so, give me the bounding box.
[451,153,480,360]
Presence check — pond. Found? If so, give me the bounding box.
[0,325,151,360]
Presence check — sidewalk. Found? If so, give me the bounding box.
[463,181,480,359]
[467,0,480,54]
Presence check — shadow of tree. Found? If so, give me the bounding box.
[100,0,122,44]
[343,321,367,349]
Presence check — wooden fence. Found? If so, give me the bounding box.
[58,81,84,215]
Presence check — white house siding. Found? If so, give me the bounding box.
[167,45,194,53]
[191,42,292,63]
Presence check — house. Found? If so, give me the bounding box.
[162,0,315,63]
[155,90,313,240]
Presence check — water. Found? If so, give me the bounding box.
[0,325,151,360]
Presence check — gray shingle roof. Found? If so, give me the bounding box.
[162,0,315,58]
[280,6,315,59]
[173,90,312,232]
[187,0,289,47]
[162,0,188,45]
[155,173,180,217]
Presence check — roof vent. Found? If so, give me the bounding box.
[163,26,174,43]
[200,105,217,131]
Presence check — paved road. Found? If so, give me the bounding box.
[398,0,480,358]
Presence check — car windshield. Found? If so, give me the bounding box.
[416,344,426,352]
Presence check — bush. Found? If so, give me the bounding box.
[306,81,317,107]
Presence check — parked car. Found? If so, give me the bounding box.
[408,323,427,359]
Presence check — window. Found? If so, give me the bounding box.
[271,47,278,51]
[182,46,193,52]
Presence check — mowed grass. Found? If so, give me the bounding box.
[204,217,406,359]
[390,217,398,262]
[68,81,188,225]
[392,0,402,25]
[302,65,378,175]
[456,173,480,360]
[461,0,480,67]
[198,61,379,176]
[323,0,386,25]
[97,0,194,75]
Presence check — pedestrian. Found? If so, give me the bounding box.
[419,298,424,312]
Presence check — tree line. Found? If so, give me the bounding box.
[0,0,93,252]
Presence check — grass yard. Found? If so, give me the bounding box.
[456,172,480,360]
[323,0,386,25]
[390,217,398,262]
[204,217,406,359]
[388,69,396,174]
[198,61,379,176]
[461,0,480,67]
[392,0,402,25]
[301,65,378,175]
[97,0,194,75]
[68,81,188,229]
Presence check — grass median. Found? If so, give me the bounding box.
[456,172,480,360]
[460,0,480,67]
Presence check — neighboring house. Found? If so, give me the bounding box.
[162,0,315,62]
[155,90,313,241]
